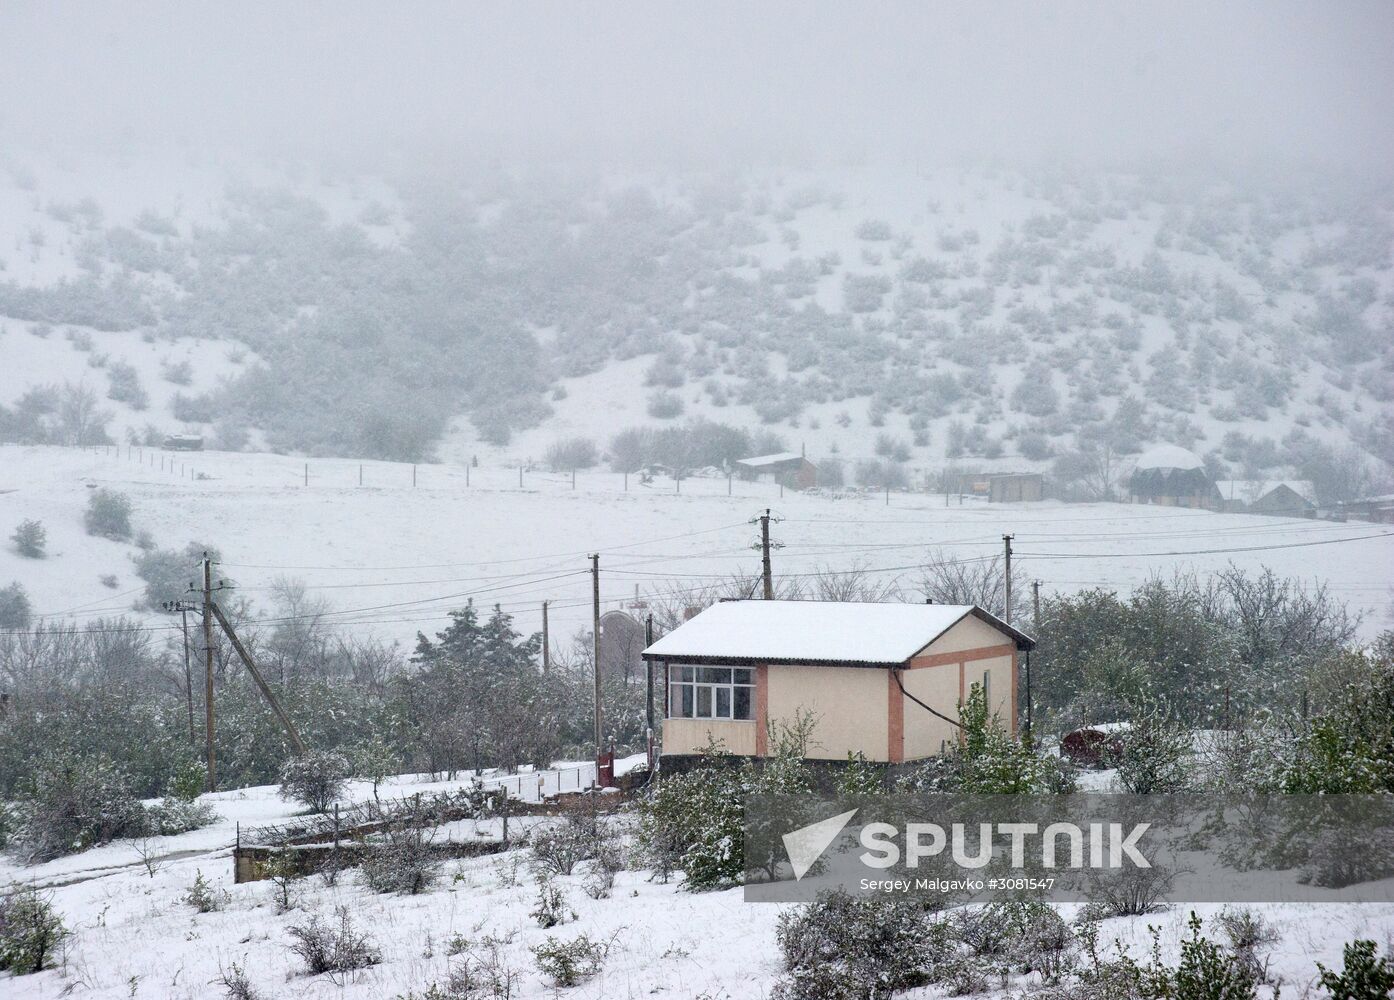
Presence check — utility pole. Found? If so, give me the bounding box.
[207,601,305,754]
[164,599,199,745]
[1031,580,1041,630]
[591,554,603,769]
[200,554,217,792]
[759,509,774,599]
[1002,534,1014,625]
[541,600,551,674]
[644,614,655,737]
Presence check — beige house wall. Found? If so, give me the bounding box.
[767,664,889,761]
[901,664,960,759]
[663,717,758,757]
[914,613,1006,656]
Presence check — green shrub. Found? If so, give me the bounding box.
[16,751,147,861]
[0,582,31,629]
[531,933,610,987]
[0,886,68,975]
[10,519,45,558]
[278,750,350,813]
[84,488,133,540]
[1317,940,1394,999]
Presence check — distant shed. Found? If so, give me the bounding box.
[988,473,1044,503]
[1215,480,1316,518]
[734,453,818,490]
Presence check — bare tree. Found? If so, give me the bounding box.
[916,550,1029,617]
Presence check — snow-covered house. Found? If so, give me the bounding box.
[641,600,1034,767]
[1214,480,1317,517]
[733,453,818,490]
[1128,444,1216,509]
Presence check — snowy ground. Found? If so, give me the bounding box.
[1,443,1390,649]
[3,765,1393,999]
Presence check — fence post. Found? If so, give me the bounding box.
[333,804,340,850]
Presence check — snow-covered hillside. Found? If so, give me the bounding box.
[2,443,1390,648]
[2,148,1390,495]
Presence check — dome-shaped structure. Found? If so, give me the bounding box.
[1129,444,1216,509]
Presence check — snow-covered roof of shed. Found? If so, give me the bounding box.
[1214,480,1316,503]
[736,452,805,467]
[642,599,1033,666]
[1135,444,1204,471]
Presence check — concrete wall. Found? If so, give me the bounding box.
[767,663,888,761]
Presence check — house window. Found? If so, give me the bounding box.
[668,665,754,720]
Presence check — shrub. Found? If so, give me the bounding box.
[544,437,598,471]
[0,582,31,629]
[855,458,909,490]
[161,359,193,385]
[287,907,380,980]
[531,813,602,877]
[1083,860,1176,918]
[646,390,684,419]
[185,869,227,912]
[359,821,442,895]
[133,541,221,610]
[1110,695,1191,794]
[773,889,951,1000]
[855,218,893,241]
[10,519,45,558]
[146,796,216,835]
[956,898,1073,980]
[531,933,611,988]
[1215,907,1278,982]
[0,886,68,975]
[106,361,148,409]
[15,751,147,861]
[84,488,133,540]
[1317,939,1394,999]
[636,762,744,889]
[530,876,575,928]
[278,750,350,813]
[217,961,263,1000]
[1164,912,1258,1000]
[265,849,300,913]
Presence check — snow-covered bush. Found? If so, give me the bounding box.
[543,436,598,471]
[646,390,684,419]
[529,876,574,928]
[185,869,228,913]
[106,361,148,410]
[773,889,952,1000]
[84,488,132,540]
[1316,940,1394,999]
[0,886,68,975]
[1108,695,1191,794]
[278,750,350,813]
[359,821,441,895]
[15,751,148,861]
[287,907,380,980]
[10,519,45,558]
[955,898,1074,980]
[0,582,31,629]
[531,812,602,877]
[531,933,611,988]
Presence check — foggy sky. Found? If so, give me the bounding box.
[2,1,1391,173]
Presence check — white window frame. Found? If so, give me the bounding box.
[668,665,755,721]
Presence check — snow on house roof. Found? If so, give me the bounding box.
[1135,444,1204,471]
[642,599,1033,666]
[735,452,805,467]
[1214,480,1316,504]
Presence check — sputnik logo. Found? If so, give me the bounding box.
[782,808,858,880]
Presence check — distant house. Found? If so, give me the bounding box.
[1214,480,1316,518]
[734,453,818,490]
[642,600,1033,766]
[988,473,1044,503]
[1128,445,1215,509]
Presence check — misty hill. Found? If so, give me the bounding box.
[1,153,1390,501]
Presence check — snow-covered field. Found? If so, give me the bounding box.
[3,763,1393,999]
[1,443,1391,648]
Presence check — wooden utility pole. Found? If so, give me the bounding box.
[760,509,774,600]
[541,600,551,674]
[591,554,603,765]
[207,601,306,754]
[1002,534,1014,625]
[644,614,655,736]
[1031,580,1041,630]
[200,555,217,792]
[178,604,195,744]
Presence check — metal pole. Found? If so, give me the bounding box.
[541,600,551,674]
[644,614,655,736]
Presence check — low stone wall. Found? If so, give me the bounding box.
[233,838,506,884]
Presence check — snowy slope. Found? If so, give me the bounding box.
[1,444,1390,650]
